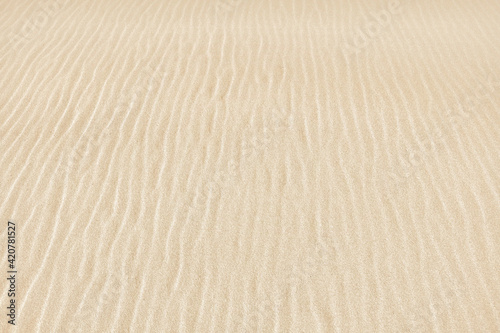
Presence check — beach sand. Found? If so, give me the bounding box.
[1,0,500,331]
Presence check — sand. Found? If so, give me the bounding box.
[1,0,500,332]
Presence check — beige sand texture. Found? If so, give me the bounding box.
[1,0,500,332]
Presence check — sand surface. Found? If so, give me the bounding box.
[1,0,500,332]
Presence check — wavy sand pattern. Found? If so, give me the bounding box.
[1,0,500,332]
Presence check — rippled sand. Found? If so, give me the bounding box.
[1,0,500,332]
